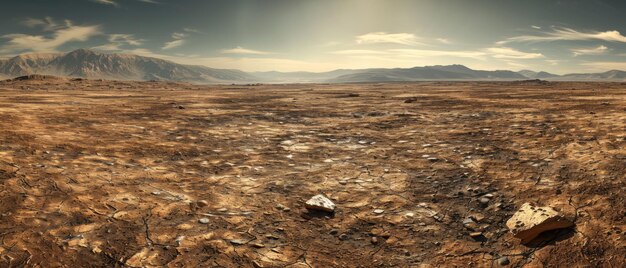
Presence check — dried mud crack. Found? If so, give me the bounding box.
[0,79,624,267]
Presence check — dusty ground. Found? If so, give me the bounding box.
[0,78,624,267]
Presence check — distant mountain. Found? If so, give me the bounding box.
[0,49,257,84]
[326,64,527,83]
[555,70,626,81]
[253,69,361,83]
[518,70,558,79]
[3,49,626,83]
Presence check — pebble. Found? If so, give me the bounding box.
[217,208,228,212]
[196,200,209,207]
[198,218,209,224]
[371,237,379,244]
[497,256,510,266]
[373,209,385,214]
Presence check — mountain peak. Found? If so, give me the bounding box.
[66,48,99,57]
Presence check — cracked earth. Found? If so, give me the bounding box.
[0,78,624,267]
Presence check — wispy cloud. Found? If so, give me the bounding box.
[485,47,544,59]
[390,49,486,59]
[356,32,421,46]
[1,19,101,53]
[221,46,271,55]
[22,17,70,31]
[137,0,159,4]
[162,32,188,50]
[436,38,451,44]
[91,0,119,7]
[531,25,542,30]
[336,48,486,59]
[92,34,144,51]
[331,50,389,55]
[498,27,626,44]
[571,45,609,56]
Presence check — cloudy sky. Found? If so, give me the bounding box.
[2,0,626,73]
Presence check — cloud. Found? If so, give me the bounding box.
[22,17,71,31]
[183,28,202,34]
[162,32,188,50]
[1,20,101,53]
[498,27,626,44]
[531,25,542,30]
[137,0,159,3]
[571,45,609,56]
[436,38,451,44]
[91,0,119,7]
[485,47,544,59]
[331,50,390,55]
[221,46,271,55]
[92,34,144,51]
[389,49,487,59]
[356,32,421,45]
[332,48,487,60]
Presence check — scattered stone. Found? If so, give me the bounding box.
[478,197,490,206]
[251,243,265,248]
[229,239,247,246]
[338,233,348,240]
[198,218,210,224]
[427,157,439,162]
[506,203,574,244]
[497,256,510,266]
[305,194,336,213]
[217,208,228,213]
[373,209,385,215]
[329,229,339,235]
[469,232,483,238]
[196,200,209,207]
[371,237,379,244]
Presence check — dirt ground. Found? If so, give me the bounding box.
[0,78,624,267]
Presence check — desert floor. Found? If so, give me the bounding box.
[0,78,624,267]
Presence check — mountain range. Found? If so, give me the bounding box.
[2,49,626,83]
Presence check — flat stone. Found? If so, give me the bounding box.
[198,218,210,224]
[373,209,385,214]
[506,203,574,244]
[305,194,336,213]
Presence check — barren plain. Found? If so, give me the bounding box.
[0,78,624,267]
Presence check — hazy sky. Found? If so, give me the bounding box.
[2,0,626,73]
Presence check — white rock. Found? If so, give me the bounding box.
[506,203,573,244]
[305,194,336,213]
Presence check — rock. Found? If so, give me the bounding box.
[478,197,490,206]
[251,243,265,248]
[305,194,336,213]
[229,239,247,246]
[469,232,483,238]
[196,200,209,207]
[497,256,510,266]
[506,203,574,244]
[371,237,379,244]
[373,209,385,215]
[198,218,210,224]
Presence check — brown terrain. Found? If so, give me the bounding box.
[0,76,624,267]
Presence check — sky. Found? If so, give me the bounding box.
[2,0,626,73]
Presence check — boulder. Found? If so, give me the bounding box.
[506,203,573,244]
